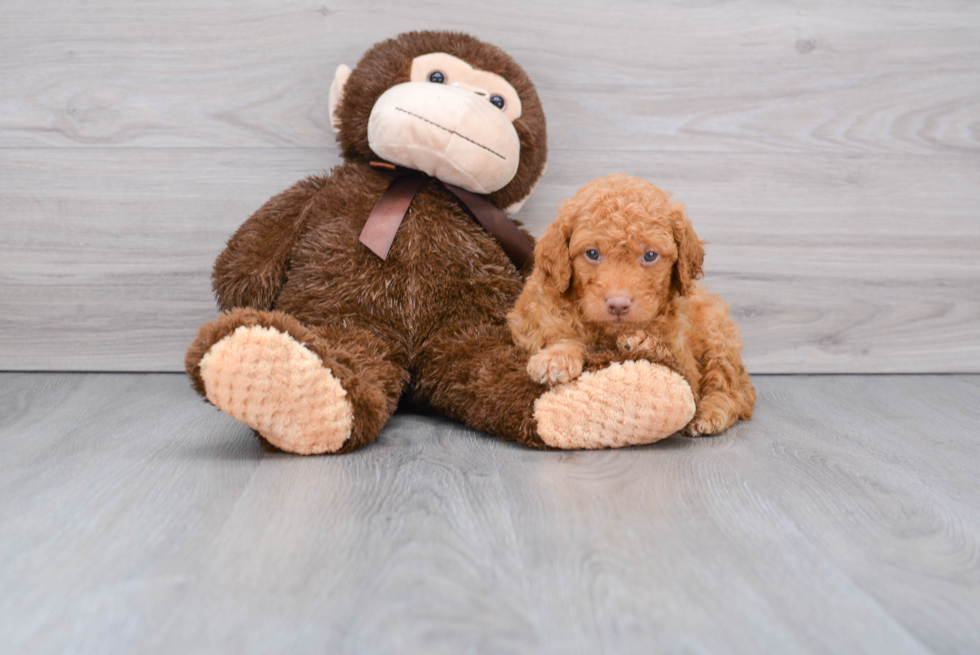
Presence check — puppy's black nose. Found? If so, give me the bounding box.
[606,296,632,316]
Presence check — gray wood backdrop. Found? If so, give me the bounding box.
[1,0,978,373]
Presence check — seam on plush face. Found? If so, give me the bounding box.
[394,107,506,160]
[367,81,520,194]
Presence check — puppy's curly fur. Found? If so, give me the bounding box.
[508,174,755,436]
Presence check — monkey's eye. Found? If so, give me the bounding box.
[428,71,445,84]
[642,251,660,264]
[489,94,506,110]
[585,249,601,262]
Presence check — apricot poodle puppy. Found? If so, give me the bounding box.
[508,174,755,436]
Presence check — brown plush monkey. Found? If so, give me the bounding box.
[185,31,696,454]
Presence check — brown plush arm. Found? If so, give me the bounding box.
[212,175,327,311]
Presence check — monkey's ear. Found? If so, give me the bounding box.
[668,200,705,297]
[329,64,352,133]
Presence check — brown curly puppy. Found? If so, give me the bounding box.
[508,174,756,436]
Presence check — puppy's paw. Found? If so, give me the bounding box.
[683,395,738,437]
[617,330,656,352]
[528,344,585,385]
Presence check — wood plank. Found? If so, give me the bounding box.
[1,0,978,372]
[0,373,978,653]
[0,1,976,155]
[1,148,977,373]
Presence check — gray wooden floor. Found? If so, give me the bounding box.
[1,373,977,654]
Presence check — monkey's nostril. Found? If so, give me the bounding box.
[606,297,632,316]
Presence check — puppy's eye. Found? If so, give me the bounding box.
[642,251,659,264]
[584,249,601,262]
[428,71,445,84]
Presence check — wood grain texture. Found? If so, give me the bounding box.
[1,0,979,372]
[0,373,978,654]
[2,0,977,154]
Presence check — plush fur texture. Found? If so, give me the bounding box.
[509,174,756,436]
[187,32,698,453]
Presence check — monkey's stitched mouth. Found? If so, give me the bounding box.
[394,107,506,160]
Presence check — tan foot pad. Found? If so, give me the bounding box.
[534,360,696,449]
[199,325,353,455]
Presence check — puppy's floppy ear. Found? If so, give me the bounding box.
[668,200,704,296]
[533,207,575,295]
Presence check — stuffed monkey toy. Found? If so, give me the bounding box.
[185,31,696,454]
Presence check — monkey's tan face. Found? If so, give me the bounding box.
[366,53,523,194]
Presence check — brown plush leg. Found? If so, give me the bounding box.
[413,321,696,450]
[186,308,407,454]
[412,322,547,447]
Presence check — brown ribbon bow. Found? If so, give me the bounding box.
[358,163,533,270]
